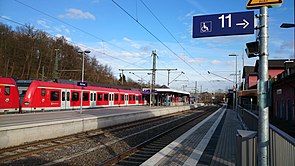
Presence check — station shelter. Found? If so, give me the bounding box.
[142,86,190,106]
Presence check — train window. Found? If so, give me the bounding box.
[97,93,102,101]
[125,95,128,101]
[104,94,108,101]
[129,95,133,101]
[4,86,10,95]
[67,92,70,101]
[136,96,139,101]
[62,92,65,101]
[50,91,59,101]
[121,95,124,101]
[72,92,79,101]
[83,92,89,101]
[90,93,93,101]
[115,94,118,101]
[94,93,96,101]
[41,88,46,96]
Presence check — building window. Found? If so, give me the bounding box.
[276,101,279,118]
[281,101,285,119]
[50,91,59,101]
[4,86,10,95]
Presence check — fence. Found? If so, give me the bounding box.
[238,106,295,166]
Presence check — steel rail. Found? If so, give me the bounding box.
[99,107,217,166]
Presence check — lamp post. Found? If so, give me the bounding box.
[78,50,91,114]
[229,54,238,113]
[280,23,295,59]
[250,97,253,112]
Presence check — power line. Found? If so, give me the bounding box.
[112,0,213,85]
[13,0,147,64]
[0,16,148,70]
[0,16,25,26]
[139,0,214,80]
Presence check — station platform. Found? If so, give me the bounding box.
[0,105,191,149]
[141,106,243,166]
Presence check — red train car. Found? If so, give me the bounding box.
[0,77,20,113]
[21,80,144,112]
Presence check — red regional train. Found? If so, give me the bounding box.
[0,77,145,113]
[0,77,20,113]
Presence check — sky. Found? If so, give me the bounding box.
[0,0,294,93]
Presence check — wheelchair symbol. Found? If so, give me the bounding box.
[200,21,212,33]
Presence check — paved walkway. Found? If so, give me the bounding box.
[141,107,243,166]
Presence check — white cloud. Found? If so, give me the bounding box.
[123,37,141,49]
[177,53,207,64]
[59,8,96,20]
[0,15,11,19]
[55,34,72,41]
[37,19,50,29]
[211,60,222,64]
[185,0,208,14]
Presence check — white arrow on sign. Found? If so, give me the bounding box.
[236,19,249,29]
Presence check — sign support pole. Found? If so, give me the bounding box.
[151,50,157,106]
[258,6,269,166]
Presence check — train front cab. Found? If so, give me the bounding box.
[0,78,19,113]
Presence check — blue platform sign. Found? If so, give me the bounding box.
[193,11,254,38]
[77,81,87,87]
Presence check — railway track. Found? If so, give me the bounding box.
[0,106,219,165]
[0,109,195,164]
[99,106,218,166]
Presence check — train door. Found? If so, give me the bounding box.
[90,91,96,107]
[135,94,139,105]
[61,89,70,110]
[109,92,114,106]
[124,94,128,106]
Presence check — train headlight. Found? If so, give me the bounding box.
[24,102,30,106]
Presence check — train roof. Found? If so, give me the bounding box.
[0,77,17,85]
[28,80,142,93]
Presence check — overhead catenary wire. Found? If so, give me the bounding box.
[13,0,147,64]
[112,0,214,86]
[2,3,185,88]
[139,0,216,80]
[0,16,149,70]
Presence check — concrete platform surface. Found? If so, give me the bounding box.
[141,106,244,166]
[0,105,190,149]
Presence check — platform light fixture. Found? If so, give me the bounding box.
[78,50,91,114]
[280,23,295,59]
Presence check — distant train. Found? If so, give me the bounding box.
[0,77,145,113]
[0,77,20,113]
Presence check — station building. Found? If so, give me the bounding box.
[240,59,295,124]
[142,85,190,106]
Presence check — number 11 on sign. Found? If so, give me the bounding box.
[218,14,232,28]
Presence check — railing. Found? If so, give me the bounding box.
[238,106,295,166]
